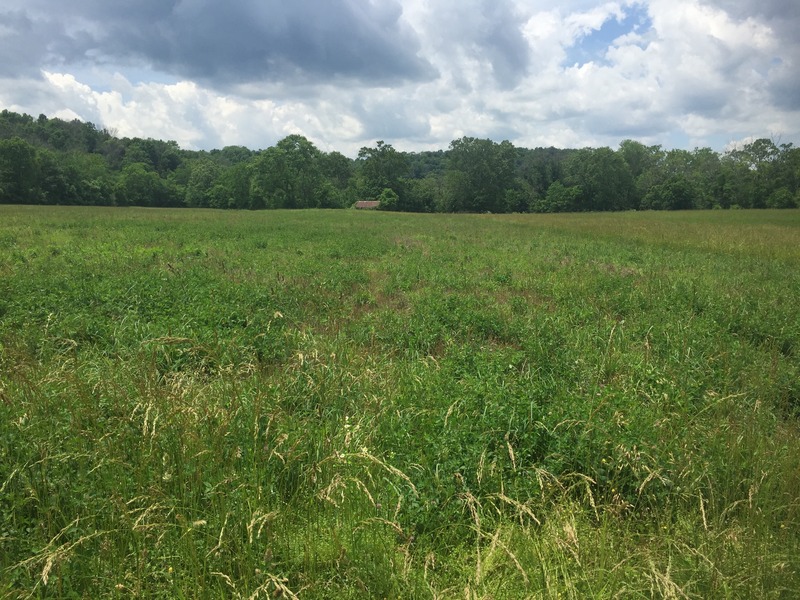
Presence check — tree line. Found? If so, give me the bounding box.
[1,109,798,212]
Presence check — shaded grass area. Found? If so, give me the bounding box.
[1,206,799,598]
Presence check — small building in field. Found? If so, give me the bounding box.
[354,200,380,209]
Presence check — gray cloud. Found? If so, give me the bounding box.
[414,0,531,89]
[680,93,728,118]
[769,65,800,110]
[702,0,800,111]
[473,1,531,88]
[351,96,432,141]
[1,0,798,154]
[594,120,670,139]
[705,0,799,23]
[0,10,73,76]
[1,0,438,88]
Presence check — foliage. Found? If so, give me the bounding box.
[562,147,635,211]
[185,158,223,207]
[515,146,572,198]
[376,187,400,210]
[403,174,441,212]
[115,163,180,207]
[445,137,516,212]
[0,137,40,204]
[356,140,409,202]
[1,109,799,213]
[534,181,583,213]
[641,175,696,210]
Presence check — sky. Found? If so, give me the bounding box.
[0,0,798,156]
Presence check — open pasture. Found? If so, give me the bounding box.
[1,207,799,598]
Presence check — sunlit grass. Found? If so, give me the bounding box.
[1,206,799,597]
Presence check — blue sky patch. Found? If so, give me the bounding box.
[566,4,652,67]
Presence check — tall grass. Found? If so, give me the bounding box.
[1,206,799,598]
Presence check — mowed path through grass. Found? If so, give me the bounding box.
[1,206,799,598]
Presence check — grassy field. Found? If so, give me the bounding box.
[1,206,799,598]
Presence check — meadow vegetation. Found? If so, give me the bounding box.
[1,206,799,598]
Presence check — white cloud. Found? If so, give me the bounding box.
[564,2,626,40]
[0,0,797,153]
[34,70,370,153]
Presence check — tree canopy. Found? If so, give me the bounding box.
[0,109,797,212]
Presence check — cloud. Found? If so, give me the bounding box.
[0,0,798,153]
[350,91,432,142]
[698,0,800,110]
[564,3,652,66]
[3,0,437,89]
[0,10,70,77]
[406,0,531,90]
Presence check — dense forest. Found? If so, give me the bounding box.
[0,109,798,212]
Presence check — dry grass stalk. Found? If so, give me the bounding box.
[492,493,541,526]
[12,517,106,592]
[353,450,419,496]
[482,526,529,584]
[247,510,278,544]
[505,432,517,472]
[461,491,483,584]
[207,512,230,557]
[647,557,690,599]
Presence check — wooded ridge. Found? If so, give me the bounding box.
[1,109,798,212]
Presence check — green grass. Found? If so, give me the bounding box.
[1,206,799,598]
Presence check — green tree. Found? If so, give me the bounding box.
[99,136,126,170]
[407,150,447,179]
[503,184,531,213]
[212,145,254,166]
[405,174,443,212]
[121,138,183,176]
[115,163,177,207]
[319,150,354,191]
[619,140,662,180]
[0,137,40,203]
[720,159,757,208]
[277,135,323,207]
[514,147,572,201]
[63,152,114,205]
[376,187,400,211]
[0,110,36,143]
[722,139,784,208]
[250,135,323,209]
[635,149,714,210]
[766,187,797,208]
[37,148,76,204]
[314,181,347,209]
[618,140,664,207]
[688,148,723,208]
[357,141,409,200]
[776,145,800,194]
[218,163,252,209]
[563,147,635,211]
[185,159,222,208]
[444,137,516,213]
[641,176,697,210]
[532,181,583,213]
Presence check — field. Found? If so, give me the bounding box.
[1,206,799,598]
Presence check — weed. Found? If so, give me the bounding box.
[1,206,799,597]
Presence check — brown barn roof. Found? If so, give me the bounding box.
[354,200,380,209]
